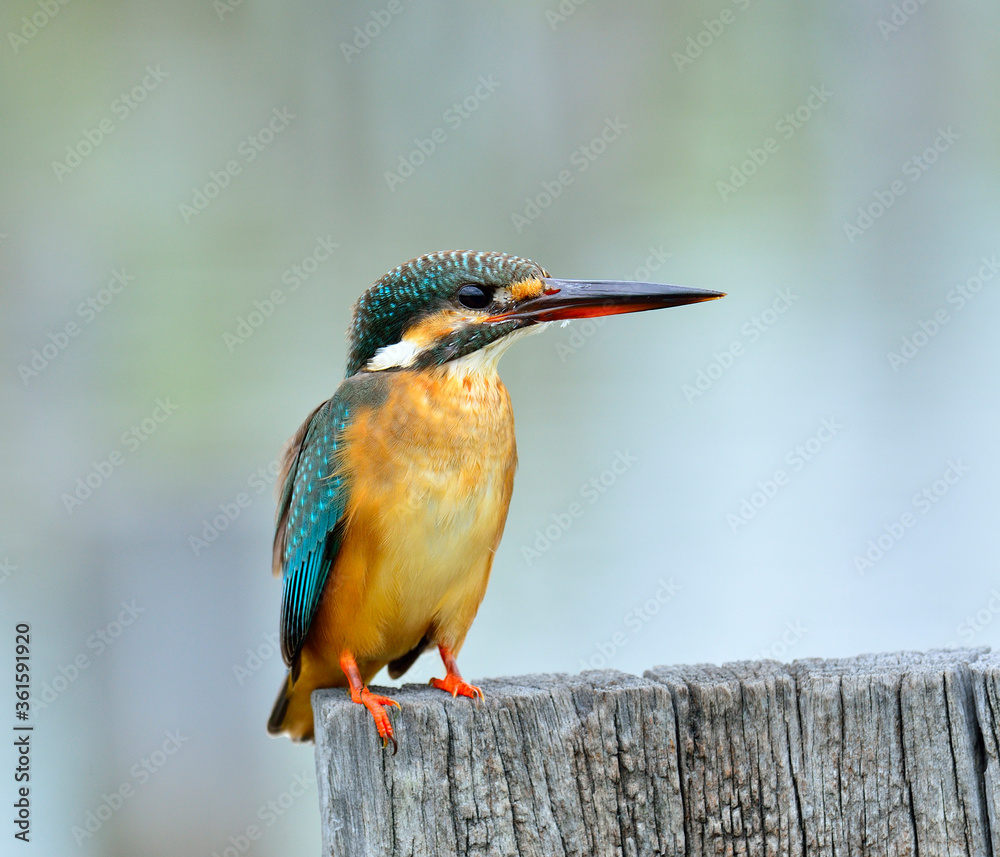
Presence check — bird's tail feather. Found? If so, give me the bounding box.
[267,671,315,742]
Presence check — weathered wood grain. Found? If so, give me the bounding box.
[313,649,999,856]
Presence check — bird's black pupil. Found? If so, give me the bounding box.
[457,284,491,309]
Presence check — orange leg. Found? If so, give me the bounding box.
[339,652,400,753]
[430,645,484,700]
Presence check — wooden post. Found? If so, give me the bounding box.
[313,649,1000,856]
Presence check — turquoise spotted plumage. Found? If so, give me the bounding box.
[274,395,351,666]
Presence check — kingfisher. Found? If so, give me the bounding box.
[267,250,723,748]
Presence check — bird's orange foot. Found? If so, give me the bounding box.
[349,686,400,753]
[431,674,484,700]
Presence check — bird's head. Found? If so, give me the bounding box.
[345,250,724,377]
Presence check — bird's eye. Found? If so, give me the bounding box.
[456,284,491,309]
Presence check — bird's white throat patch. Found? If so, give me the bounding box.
[366,339,421,371]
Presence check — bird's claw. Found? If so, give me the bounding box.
[431,675,484,700]
[367,691,401,709]
[351,686,400,753]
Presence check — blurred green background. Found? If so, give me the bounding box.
[2,1,999,854]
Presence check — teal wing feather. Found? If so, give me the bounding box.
[273,393,352,666]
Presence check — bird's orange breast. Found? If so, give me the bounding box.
[302,366,517,680]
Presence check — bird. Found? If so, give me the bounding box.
[267,250,723,748]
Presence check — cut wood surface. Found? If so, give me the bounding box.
[313,649,1000,856]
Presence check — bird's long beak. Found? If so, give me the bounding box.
[490,278,725,323]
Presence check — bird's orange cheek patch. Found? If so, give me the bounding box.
[509,278,545,302]
[510,280,545,303]
[403,311,464,347]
